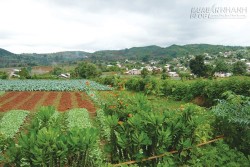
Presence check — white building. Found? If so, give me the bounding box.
[214,72,232,78]
[125,69,141,75]
[168,72,179,77]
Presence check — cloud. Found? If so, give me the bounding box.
[0,0,249,53]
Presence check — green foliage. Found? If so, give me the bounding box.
[125,77,146,92]
[66,108,92,129]
[0,44,244,67]
[52,67,63,75]
[74,62,102,79]
[99,92,214,165]
[232,61,247,75]
[185,141,250,166]
[19,67,31,79]
[96,75,123,89]
[214,59,230,73]
[161,77,250,105]
[0,110,29,139]
[189,55,207,77]
[124,76,250,106]
[141,68,149,78]
[211,92,250,155]
[125,77,160,95]
[4,107,103,166]
[0,71,8,79]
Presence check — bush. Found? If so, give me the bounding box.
[0,71,8,79]
[99,92,214,165]
[211,92,250,155]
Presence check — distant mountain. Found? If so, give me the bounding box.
[0,48,15,56]
[0,44,244,67]
[0,50,90,68]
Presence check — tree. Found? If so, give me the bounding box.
[0,71,8,79]
[141,68,149,78]
[232,61,247,75]
[74,62,101,79]
[19,68,30,79]
[179,72,191,81]
[189,55,207,77]
[214,59,229,73]
[161,68,167,80]
[52,67,63,76]
[142,55,150,63]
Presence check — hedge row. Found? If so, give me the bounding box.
[125,76,250,105]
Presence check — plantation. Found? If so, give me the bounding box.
[0,77,249,166]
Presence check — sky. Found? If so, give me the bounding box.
[0,0,249,53]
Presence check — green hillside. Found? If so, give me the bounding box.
[90,44,243,61]
[0,50,90,68]
[0,44,244,67]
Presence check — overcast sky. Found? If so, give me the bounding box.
[0,0,249,53]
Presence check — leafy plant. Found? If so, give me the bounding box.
[211,92,250,155]
[0,110,29,139]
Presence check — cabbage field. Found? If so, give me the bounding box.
[0,79,112,91]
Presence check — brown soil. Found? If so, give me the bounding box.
[0,91,97,113]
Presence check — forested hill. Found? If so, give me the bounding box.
[0,44,245,67]
[0,50,90,68]
[90,44,243,61]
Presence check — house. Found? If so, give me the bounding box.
[214,72,232,78]
[125,69,141,75]
[117,64,122,68]
[150,60,158,65]
[178,66,187,71]
[59,73,70,78]
[168,72,179,77]
[10,69,21,78]
[164,64,170,72]
[152,66,162,73]
[145,66,153,72]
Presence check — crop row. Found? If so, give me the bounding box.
[0,110,29,139]
[66,108,92,129]
[2,107,103,166]
[0,79,112,91]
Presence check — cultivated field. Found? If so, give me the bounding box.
[0,91,96,112]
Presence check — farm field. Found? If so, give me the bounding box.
[0,91,96,113]
[0,79,112,91]
[0,77,249,166]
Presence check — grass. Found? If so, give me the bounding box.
[148,95,186,111]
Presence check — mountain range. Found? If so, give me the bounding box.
[0,44,245,68]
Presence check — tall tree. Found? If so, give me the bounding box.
[74,62,101,79]
[232,61,247,75]
[19,68,30,79]
[214,59,229,73]
[141,68,149,78]
[189,55,207,77]
[52,67,63,75]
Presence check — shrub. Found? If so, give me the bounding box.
[211,92,250,155]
